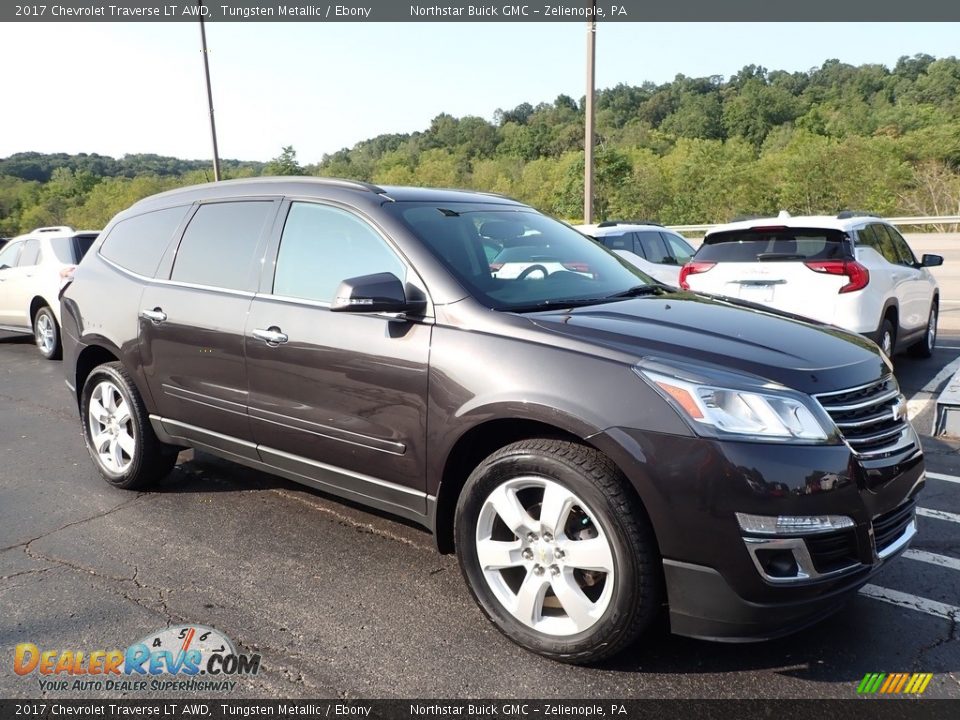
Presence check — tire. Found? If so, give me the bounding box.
[878,317,895,359]
[80,361,178,490]
[454,439,662,664]
[33,305,61,360]
[909,301,938,359]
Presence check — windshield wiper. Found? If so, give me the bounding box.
[504,298,610,313]
[602,284,670,299]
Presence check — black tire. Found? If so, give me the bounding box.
[878,317,896,359]
[80,361,178,489]
[909,301,938,359]
[454,439,662,664]
[33,305,61,360]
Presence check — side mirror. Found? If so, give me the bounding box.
[330,272,426,315]
[921,254,944,268]
[0,264,9,271]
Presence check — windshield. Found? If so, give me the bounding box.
[386,202,654,311]
[697,227,851,262]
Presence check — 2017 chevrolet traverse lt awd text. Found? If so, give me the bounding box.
[61,179,923,663]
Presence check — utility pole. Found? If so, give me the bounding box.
[584,3,596,223]
[198,1,221,182]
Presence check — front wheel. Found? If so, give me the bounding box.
[34,306,61,360]
[878,318,896,359]
[80,362,178,489]
[454,439,662,664]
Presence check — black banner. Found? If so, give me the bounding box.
[0,700,958,720]
[3,0,960,23]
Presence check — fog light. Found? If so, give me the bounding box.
[736,513,854,536]
[755,549,799,578]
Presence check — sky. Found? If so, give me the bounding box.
[0,21,957,164]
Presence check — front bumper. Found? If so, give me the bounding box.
[589,425,924,641]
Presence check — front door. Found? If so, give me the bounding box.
[245,201,431,516]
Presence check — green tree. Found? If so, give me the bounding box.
[265,146,306,176]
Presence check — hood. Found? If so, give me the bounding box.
[528,294,890,395]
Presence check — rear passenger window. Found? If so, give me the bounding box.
[171,202,274,291]
[273,202,406,304]
[19,239,40,266]
[602,234,634,252]
[636,231,671,264]
[869,224,901,265]
[100,206,191,278]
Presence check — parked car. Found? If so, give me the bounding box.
[0,225,98,359]
[680,212,942,358]
[62,180,923,664]
[479,219,595,280]
[575,221,695,287]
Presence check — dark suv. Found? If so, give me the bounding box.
[62,179,923,664]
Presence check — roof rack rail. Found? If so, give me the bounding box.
[32,225,75,234]
[310,177,387,194]
[597,219,663,228]
[836,210,878,220]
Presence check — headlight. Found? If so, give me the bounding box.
[636,365,832,443]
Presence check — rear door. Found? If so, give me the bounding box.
[139,200,279,452]
[0,240,24,326]
[689,227,852,323]
[0,239,41,328]
[245,200,432,516]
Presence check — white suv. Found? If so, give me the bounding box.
[575,221,696,287]
[0,226,98,359]
[680,212,942,358]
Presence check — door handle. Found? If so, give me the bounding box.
[140,308,167,323]
[252,327,288,346]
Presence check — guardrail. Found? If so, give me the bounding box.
[667,215,960,234]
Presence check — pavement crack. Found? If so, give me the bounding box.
[0,566,53,581]
[0,492,148,554]
[912,609,959,669]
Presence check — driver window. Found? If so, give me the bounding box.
[273,202,407,304]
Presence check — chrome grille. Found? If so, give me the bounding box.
[815,376,913,459]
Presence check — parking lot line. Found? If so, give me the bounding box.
[925,471,960,485]
[859,584,960,621]
[917,507,960,524]
[903,548,960,572]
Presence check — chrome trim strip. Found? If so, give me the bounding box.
[259,445,423,498]
[100,253,257,297]
[834,410,897,429]
[877,517,917,560]
[814,376,894,399]
[248,407,406,456]
[161,384,248,417]
[742,536,859,585]
[846,424,907,445]
[817,388,901,413]
[149,415,422,498]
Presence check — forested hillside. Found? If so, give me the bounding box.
[2,54,959,235]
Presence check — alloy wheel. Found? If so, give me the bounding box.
[35,313,55,355]
[87,380,136,474]
[474,477,615,636]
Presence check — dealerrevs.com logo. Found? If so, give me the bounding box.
[14,625,261,693]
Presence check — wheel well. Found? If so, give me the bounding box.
[74,345,120,404]
[883,303,898,332]
[29,296,49,323]
[433,419,591,555]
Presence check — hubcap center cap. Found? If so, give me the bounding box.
[533,540,556,566]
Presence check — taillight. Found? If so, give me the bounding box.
[804,260,869,294]
[678,261,715,289]
[562,262,591,273]
[489,263,504,272]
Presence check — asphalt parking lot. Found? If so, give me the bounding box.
[1,328,959,700]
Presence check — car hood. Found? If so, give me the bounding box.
[527,294,890,395]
